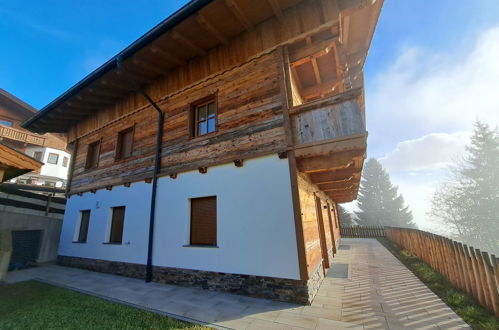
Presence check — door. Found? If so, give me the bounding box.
[326,202,337,255]
[9,230,42,270]
[314,194,330,270]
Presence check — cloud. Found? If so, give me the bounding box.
[379,131,470,173]
[367,26,499,153]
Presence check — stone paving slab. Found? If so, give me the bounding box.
[4,238,470,329]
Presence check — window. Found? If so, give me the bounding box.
[192,99,216,137]
[33,151,43,161]
[109,206,125,244]
[115,127,134,160]
[0,120,13,127]
[190,196,217,246]
[76,210,91,243]
[47,153,59,164]
[85,140,101,169]
[62,156,69,167]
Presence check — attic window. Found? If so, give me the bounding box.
[115,126,134,160]
[192,97,216,137]
[85,140,101,169]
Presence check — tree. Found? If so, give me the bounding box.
[430,121,499,255]
[355,158,416,228]
[337,205,355,226]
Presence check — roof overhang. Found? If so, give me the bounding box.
[0,144,44,182]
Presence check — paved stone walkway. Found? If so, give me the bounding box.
[4,239,469,329]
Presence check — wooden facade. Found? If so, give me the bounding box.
[23,0,383,281]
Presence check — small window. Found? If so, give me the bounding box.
[33,151,43,161]
[192,100,216,137]
[190,196,217,246]
[62,156,69,167]
[0,120,13,127]
[85,140,101,169]
[109,206,125,244]
[47,153,59,164]
[77,210,91,243]
[115,127,134,160]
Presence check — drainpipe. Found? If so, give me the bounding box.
[116,57,164,283]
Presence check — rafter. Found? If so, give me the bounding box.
[311,57,322,84]
[171,30,207,57]
[149,44,185,67]
[267,0,283,21]
[225,0,253,31]
[196,13,228,45]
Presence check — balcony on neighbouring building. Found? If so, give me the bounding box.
[0,125,46,147]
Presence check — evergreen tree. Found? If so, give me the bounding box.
[337,205,355,226]
[355,158,416,228]
[430,121,499,254]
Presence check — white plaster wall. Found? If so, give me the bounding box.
[58,183,152,264]
[25,146,70,180]
[58,154,300,280]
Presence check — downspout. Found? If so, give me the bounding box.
[116,57,164,283]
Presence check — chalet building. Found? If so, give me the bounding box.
[23,0,383,303]
[0,89,70,187]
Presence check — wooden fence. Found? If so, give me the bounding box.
[385,227,499,317]
[340,226,385,238]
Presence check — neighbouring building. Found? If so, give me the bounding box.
[23,0,383,303]
[0,89,70,187]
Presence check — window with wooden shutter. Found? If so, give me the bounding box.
[109,206,125,244]
[62,156,69,167]
[190,196,217,246]
[116,127,134,160]
[85,140,101,169]
[77,210,90,243]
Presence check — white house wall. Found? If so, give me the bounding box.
[58,154,300,280]
[25,146,70,180]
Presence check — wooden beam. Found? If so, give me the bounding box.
[100,79,133,92]
[171,30,207,57]
[297,150,364,174]
[267,0,283,21]
[289,38,336,63]
[225,0,254,31]
[87,87,121,99]
[196,13,228,45]
[309,165,358,184]
[311,57,322,84]
[301,79,341,99]
[318,180,357,191]
[149,45,185,67]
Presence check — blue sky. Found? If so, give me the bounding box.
[1,0,499,230]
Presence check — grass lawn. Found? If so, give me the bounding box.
[378,238,499,330]
[0,280,210,329]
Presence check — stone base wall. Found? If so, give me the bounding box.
[57,255,315,304]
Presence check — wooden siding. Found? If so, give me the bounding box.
[297,171,339,275]
[69,52,286,193]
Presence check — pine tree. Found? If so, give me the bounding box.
[337,205,355,226]
[355,158,416,228]
[430,121,499,254]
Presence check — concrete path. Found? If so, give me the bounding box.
[4,239,469,329]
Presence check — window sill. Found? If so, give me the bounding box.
[103,242,122,245]
[182,244,219,249]
[72,241,87,244]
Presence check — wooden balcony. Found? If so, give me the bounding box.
[290,88,366,203]
[0,125,46,147]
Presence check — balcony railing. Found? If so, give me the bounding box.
[0,125,46,146]
[290,88,365,147]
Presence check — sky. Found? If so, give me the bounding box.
[1,1,499,232]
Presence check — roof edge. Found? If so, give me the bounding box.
[22,0,213,131]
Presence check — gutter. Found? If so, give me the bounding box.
[22,0,213,131]
[116,57,164,283]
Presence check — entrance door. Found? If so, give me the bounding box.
[326,202,337,255]
[314,194,329,270]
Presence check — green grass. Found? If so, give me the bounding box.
[378,237,499,330]
[0,280,211,330]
